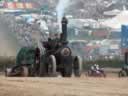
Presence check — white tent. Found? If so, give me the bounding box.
[103,9,121,16]
[101,10,128,29]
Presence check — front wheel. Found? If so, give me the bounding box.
[47,55,57,76]
[99,71,106,77]
[99,70,106,77]
[73,56,82,77]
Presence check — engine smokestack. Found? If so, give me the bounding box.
[61,16,68,42]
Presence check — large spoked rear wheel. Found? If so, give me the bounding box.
[73,56,82,77]
[47,55,57,76]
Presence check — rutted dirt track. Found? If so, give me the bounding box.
[0,76,128,96]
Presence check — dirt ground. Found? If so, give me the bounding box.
[0,74,128,96]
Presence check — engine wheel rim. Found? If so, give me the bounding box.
[47,55,56,76]
[73,56,82,77]
[48,62,53,74]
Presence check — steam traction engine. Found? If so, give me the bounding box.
[5,17,82,77]
[40,17,82,77]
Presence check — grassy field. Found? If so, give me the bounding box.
[0,75,128,96]
[0,57,126,96]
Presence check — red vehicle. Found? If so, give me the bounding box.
[87,65,106,77]
[87,70,106,77]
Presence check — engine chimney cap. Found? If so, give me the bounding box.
[62,16,68,24]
